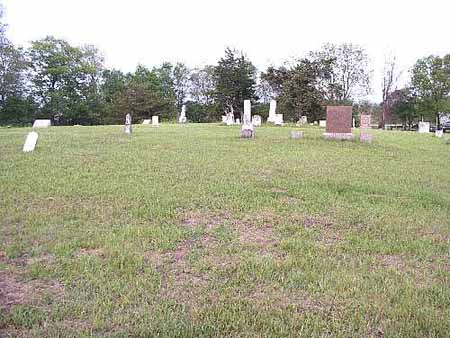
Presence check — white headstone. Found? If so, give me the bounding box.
[241,119,255,138]
[243,100,251,124]
[222,115,227,124]
[267,100,277,123]
[32,119,51,128]
[179,105,187,123]
[125,113,132,134]
[274,114,284,126]
[23,131,39,152]
[235,118,241,125]
[319,120,327,128]
[226,113,234,126]
[435,129,444,138]
[297,116,307,125]
[152,116,160,127]
[142,119,151,125]
[418,122,430,133]
[291,131,304,139]
[252,115,262,126]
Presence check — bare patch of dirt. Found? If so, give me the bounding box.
[0,269,64,310]
[27,254,56,265]
[76,248,105,258]
[301,215,334,229]
[378,255,407,272]
[181,210,232,230]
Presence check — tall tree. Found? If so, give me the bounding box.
[310,43,372,103]
[214,48,257,119]
[28,36,104,124]
[410,54,450,126]
[381,53,402,127]
[261,59,324,122]
[189,65,216,105]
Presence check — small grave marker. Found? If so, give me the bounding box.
[23,131,38,152]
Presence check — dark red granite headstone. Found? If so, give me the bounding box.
[326,106,352,134]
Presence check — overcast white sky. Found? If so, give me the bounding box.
[3,0,450,101]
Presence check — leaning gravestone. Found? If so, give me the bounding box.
[152,116,160,127]
[125,113,132,135]
[252,115,262,126]
[418,122,430,133]
[360,113,373,143]
[179,105,187,123]
[267,100,277,123]
[33,119,51,128]
[142,119,151,125]
[324,106,354,140]
[23,131,39,152]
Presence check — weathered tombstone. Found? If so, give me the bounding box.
[252,115,262,126]
[179,105,187,123]
[142,119,151,125]
[360,133,373,143]
[319,120,327,128]
[240,121,255,138]
[360,114,373,143]
[418,122,430,133]
[32,119,51,128]
[243,100,251,122]
[291,131,304,139]
[235,118,241,125]
[124,113,132,135]
[23,131,38,152]
[267,100,277,123]
[152,115,160,127]
[274,114,284,126]
[435,129,444,138]
[222,115,227,124]
[297,116,308,126]
[324,106,354,140]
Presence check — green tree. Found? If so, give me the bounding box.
[310,43,372,104]
[261,60,324,122]
[28,36,104,125]
[214,48,257,119]
[391,88,420,128]
[410,54,450,126]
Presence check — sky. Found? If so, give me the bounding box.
[3,0,450,102]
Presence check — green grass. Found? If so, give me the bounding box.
[1,123,449,337]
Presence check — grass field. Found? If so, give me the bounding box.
[1,124,449,337]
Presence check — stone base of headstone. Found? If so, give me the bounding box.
[360,133,373,143]
[324,133,354,140]
[240,129,255,138]
[291,131,304,139]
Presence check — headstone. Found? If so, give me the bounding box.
[235,118,241,125]
[243,100,251,123]
[125,113,132,135]
[319,120,327,128]
[179,105,187,123]
[360,113,372,143]
[240,121,255,138]
[274,114,284,126]
[252,115,262,126]
[142,119,151,125]
[435,129,444,138]
[222,115,227,124]
[267,100,277,123]
[418,122,430,133]
[297,116,308,126]
[324,106,354,140]
[152,115,160,127]
[291,131,304,139]
[23,131,38,152]
[32,119,51,128]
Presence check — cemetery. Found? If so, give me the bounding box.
[1,2,450,337]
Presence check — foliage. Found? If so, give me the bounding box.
[214,48,258,118]
[410,54,450,124]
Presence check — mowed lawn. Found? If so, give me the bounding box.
[1,124,449,338]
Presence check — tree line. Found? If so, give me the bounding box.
[1,8,449,127]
